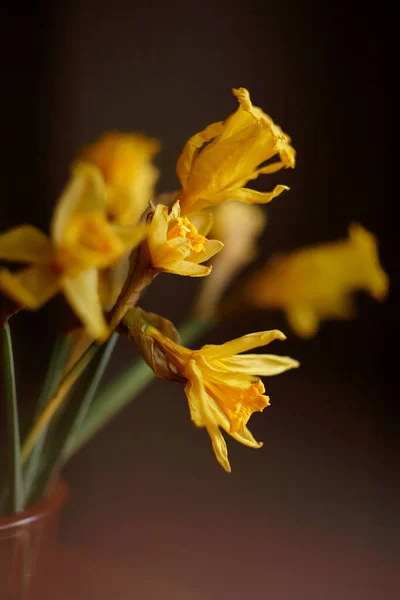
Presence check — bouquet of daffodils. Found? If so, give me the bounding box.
[0,88,388,516]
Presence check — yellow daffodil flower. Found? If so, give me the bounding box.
[146,200,223,277]
[146,324,299,471]
[196,201,267,319]
[176,87,296,215]
[81,131,160,225]
[0,163,146,340]
[246,223,389,338]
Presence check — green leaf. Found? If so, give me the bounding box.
[27,333,119,505]
[1,325,24,514]
[21,340,101,465]
[23,334,71,502]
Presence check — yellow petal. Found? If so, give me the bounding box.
[186,211,214,236]
[148,204,168,251]
[61,270,108,341]
[0,266,59,309]
[0,226,54,264]
[184,367,207,427]
[212,184,289,205]
[52,162,106,244]
[185,360,231,472]
[230,426,263,449]
[81,132,160,226]
[58,213,126,271]
[161,260,211,277]
[286,307,320,338]
[221,354,300,376]
[112,223,148,251]
[189,239,224,264]
[176,121,224,188]
[206,423,231,472]
[201,329,286,361]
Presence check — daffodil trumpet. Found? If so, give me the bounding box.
[177,87,296,215]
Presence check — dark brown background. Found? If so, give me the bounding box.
[1,1,397,598]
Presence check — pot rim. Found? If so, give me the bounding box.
[0,479,69,531]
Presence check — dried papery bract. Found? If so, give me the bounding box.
[121,308,183,382]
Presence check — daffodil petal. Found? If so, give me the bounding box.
[189,239,224,264]
[187,211,214,236]
[206,423,231,472]
[148,204,168,250]
[0,266,59,309]
[230,427,264,449]
[0,226,54,264]
[112,223,148,251]
[221,353,300,376]
[162,261,211,277]
[52,162,106,244]
[256,161,287,175]
[201,329,286,361]
[61,270,108,341]
[185,361,232,472]
[184,367,207,427]
[213,184,289,205]
[177,121,224,188]
[286,308,319,339]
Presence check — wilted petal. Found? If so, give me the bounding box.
[148,204,168,250]
[213,184,289,205]
[0,226,54,264]
[0,265,59,308]
[286,307,320,339]
[189,239,224,264]
[162,260,211,277]
[207,423,231,472]
[201,330,286,361]
[184,366,207,427]
[177,121,224,188]
[112,223,148,251]
[61,269,108,341]
[221,353,300,376]
[187,211,214,236]
[52,162,106,244]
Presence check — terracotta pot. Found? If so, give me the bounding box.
[0,480,68,600]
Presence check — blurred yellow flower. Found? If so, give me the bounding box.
[246,223,389,338]
[147,200,223,277]
[81,131,160,226]
[147,324,299,471]
[196,201,267,319]
[176,87,295,215]
[0,163,146,340]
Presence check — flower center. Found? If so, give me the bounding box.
[167,217,207,255]
[57,212,124,273]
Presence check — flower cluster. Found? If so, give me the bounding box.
[0,87,388,472]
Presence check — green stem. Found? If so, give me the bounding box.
[21,341,101,464]
[64,317,210,461]
[63,332,119,458]
[23,335,71,502]
[1,326,24,514]
[27,333,119,505]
